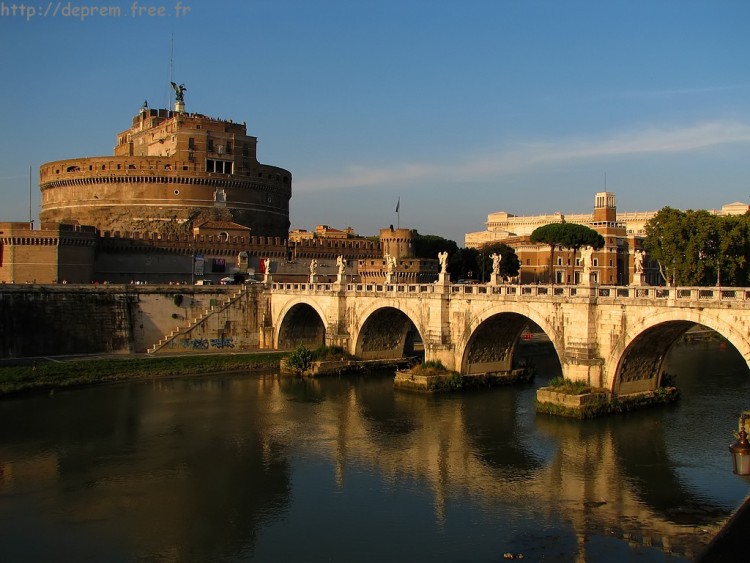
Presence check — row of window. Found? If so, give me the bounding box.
[556,257,610,267]
[188,138,250,157]
[206,159,233,174]
[53,162,291,181]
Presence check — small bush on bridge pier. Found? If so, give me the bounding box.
[548,376,596,395]
[411,360,453,377]
[311,344,355,361]
[287,345,313,374]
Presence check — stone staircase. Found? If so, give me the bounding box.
[147,286,247,354]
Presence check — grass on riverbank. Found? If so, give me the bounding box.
[0,352,288,397]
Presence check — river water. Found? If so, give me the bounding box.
[1,341,749,562]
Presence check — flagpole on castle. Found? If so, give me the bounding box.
[395,197,400,229]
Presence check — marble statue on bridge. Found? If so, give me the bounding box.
[490,253,502,275]
[438,251,448,274]
[634,250,645,273]
[336,255,347,275]
[581,246,594,274]
[336,256,348,283]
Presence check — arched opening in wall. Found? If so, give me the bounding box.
[615,321,697,395]
[355,307,422,361]
[462,313,559,378]
[616,323,750,395]
[609,324,750,526]
[277,303,325,350]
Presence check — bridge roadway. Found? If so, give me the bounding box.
[268,279,750,395]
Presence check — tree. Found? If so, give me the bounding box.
[478,242,520,280]
[645,207,750,286]
[412,234,459,259]
[451,247,479,281]
[717,216,750,286]
[412,234,470,280]
[643,207,687,286]
[530,223,604,282]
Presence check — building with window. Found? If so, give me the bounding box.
[466,193,749,286]
[39,98,292,239]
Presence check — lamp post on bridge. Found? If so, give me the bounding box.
[729,413,750,475]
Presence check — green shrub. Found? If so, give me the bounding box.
[548,377,594,395]
[411,360,449,377]
[311,344,353,361]
[448,372,464,390]
[286,345,313,374]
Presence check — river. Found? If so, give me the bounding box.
[1,341,749,562]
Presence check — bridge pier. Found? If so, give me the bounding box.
[558,288,607,388]
[325,331,351,350]
[562,348,605,388]
[425,342,455,370]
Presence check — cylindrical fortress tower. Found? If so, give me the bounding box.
[40,104,291,238]
[380,226,417,259]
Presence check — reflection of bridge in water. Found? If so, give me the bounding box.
[264,375,726,560]
[268,281,750,394]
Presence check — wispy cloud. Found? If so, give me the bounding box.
[617,85,748,99]
[296,120,750,192]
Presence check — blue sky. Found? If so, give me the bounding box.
[1,0,748,244]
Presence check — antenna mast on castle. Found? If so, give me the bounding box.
[168,33,174,109]
[28,165,33,226]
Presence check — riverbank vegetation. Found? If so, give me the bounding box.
[0,352,287,397]
[284,344,355,374]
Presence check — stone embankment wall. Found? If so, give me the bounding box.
[0,285,265,358]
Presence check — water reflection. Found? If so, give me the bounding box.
[0,378,293,562]
[0,342,748,562]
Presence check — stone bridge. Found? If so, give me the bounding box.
[268,280,750,394]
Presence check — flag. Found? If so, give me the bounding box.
[395,197,400,213]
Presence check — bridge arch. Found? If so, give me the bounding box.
[274,298,328,350]
[607,309,750,394]
[352,302,426,361]
[456,303,562,376]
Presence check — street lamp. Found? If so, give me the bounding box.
[729,413,750,475]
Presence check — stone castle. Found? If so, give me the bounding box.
[0,91,382,284]
[40,99,291,238]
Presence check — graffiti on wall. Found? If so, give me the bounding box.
[180,337,235,350]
